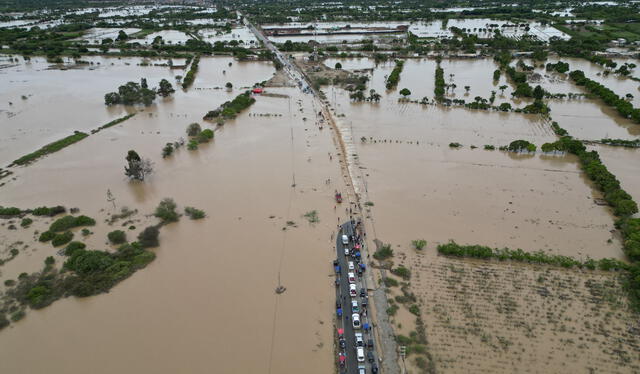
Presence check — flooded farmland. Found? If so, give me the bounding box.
[2,1,640,369]
[0,58,342,374]
[0,56,274,163]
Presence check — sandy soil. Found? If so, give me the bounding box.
[387,250,640,373]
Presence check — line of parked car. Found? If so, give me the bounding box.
[335,230,378,374]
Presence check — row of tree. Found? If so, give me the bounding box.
[434,64,445,102]
[203,91,256,121]
[385,60,404,90]
[182,55,200,89]
[569,70,640,123]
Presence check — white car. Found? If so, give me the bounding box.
[344,247,350,256]
[348,261,355,271]
[352,313,361,329]
[355,332,364,347]
[349,284,357,297]
[352,300,359,313]
[348,272,356,284]
[356,347,365,362]
[341,235,349,245]
[358,364,366,374]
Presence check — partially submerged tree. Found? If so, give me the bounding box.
[186,123,202,137]
[125,150,153,181]
[157,79,175,97]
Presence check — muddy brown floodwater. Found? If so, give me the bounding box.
[0,57,347,374]
[317,57,638,373]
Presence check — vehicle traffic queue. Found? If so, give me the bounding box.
[334,219,378,374]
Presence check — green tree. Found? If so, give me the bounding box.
[186,123,202,137]
[532,85,545,100]
[399,88,411,97]
[154,198,179,223]
[157,79,175,97]
[116,30,128,42]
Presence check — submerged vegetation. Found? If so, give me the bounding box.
[10,131,89,166]
[569,70,640,123]
[203,91,256,122]
[182,55,200,89]
[385,60,404,89]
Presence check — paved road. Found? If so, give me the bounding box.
[335,221,378,374]
[244,16,311,92]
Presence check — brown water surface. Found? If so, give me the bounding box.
[0,68,340,373]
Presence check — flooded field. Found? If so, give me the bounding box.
[323,57,515,104]
[76,28,142,42]
[199,26,258,45]
[550,99,640,140]
[131,30,193,45]
[536,57,640,107]
[0,56,274,164]
[265,20,569,42]
[385,251,639,373]
[324,58,624,259]
[591,144,640,207]
[0,58,341,372]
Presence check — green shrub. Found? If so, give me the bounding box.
[26,285,52,308]
[412,239,427,250]
[184,207,205,219]
[107,230,127,244]
[32,206,65,216]
[197,129,214,143]
[4,279,15,287]
[51,231,73,247]
[383,277,399,287]
[64,241,86,256]
[45,256,55,265]
[20,218,33,227]
[187,139,198,150]
[138,226,160,248]
[303,210,319,223]
[154,198,179,223]
[386,304,399,316]
[81,228,91,236]
[10,310,25,322]
[409,304,421,316]
[395,334,412,345]
[0,206,21,216]
[49,215,95,232]
[392,266,411,280]
[449,142,462,148]
[39,231,55,242]
[373,244,393,260]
